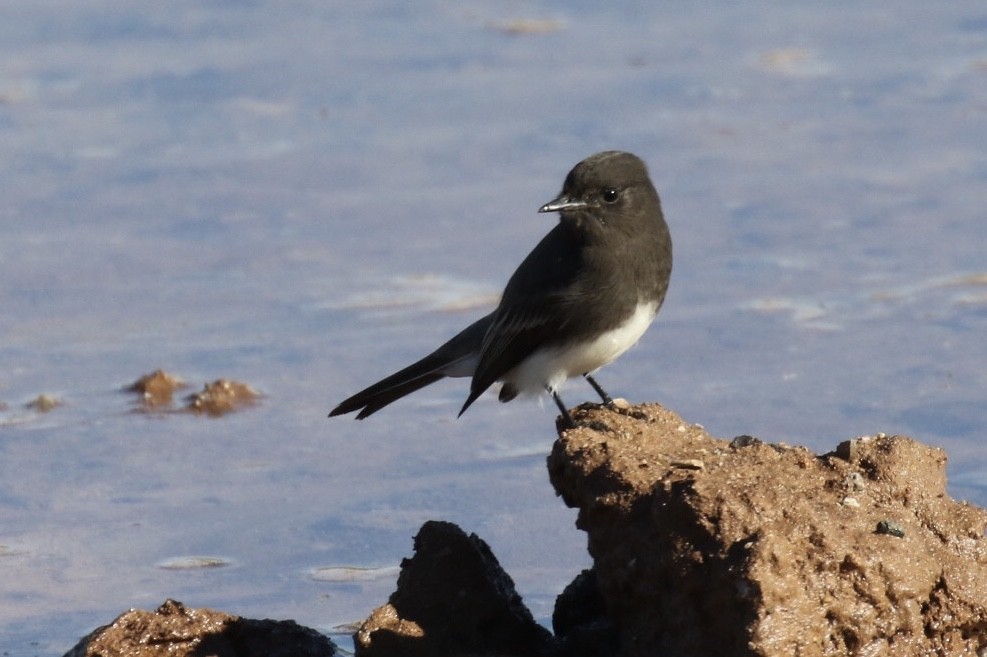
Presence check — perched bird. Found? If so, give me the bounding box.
[330,151,672,426]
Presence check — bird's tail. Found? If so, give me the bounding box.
[329,313,492,419]
[330,361,448,419]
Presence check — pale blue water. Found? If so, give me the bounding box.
[2,2,986,654]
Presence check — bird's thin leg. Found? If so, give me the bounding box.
[550,388,576,428]
[583,374,615,408]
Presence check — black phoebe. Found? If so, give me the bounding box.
[330,151,672,426]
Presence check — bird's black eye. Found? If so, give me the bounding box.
[601,188,619,204]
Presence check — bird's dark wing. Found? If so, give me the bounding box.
[457,306,564,413]
[458,225,584,415]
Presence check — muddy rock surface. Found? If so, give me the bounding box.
[127,369,188,408]
[185,379,261,416]
[548,403,987,657]
[63,599,336,657]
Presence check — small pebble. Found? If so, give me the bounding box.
[843,472,866,492]
[730,435,761,448]
[876,520,905,538]
[610,397,631,410]
[671,459,705,471]
[26,395,61,413]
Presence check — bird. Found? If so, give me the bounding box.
[329,151,672,427]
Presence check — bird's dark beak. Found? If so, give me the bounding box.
[539,194,587,213]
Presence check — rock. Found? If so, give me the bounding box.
[355,520,553,657]
[127,369,188,408]
[547,403,987,656]
[26,394,62,412]
[552,568,618,657]
[185,379,260,416]
[63,599,336,657]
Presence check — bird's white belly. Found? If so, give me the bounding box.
[505,301,657,396]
